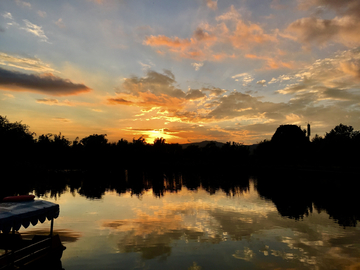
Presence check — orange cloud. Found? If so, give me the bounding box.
[230,20,277,49]
[245,54,294,70]
[206,0,217,10]
[143,7,277,62]
[144,35,191,48]
[108,91,185,112]
[212,53,236,61]
[36,98,72,106]
[144,28,217,61]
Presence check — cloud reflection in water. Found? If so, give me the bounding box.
[101,189,360,269]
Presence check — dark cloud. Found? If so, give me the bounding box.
[162,69,175,80]
[290,0,360,47]
[185,89,206,100]
[299,0,360,17]
[37,98,59,104]
[207,92,288,121]
[120,70,185,98]
[287,17,360,46]
[193,27,213,41]
[0,26,5,32]
[0,67,91,96]
[108,98,133,105]
[321,88,360,101]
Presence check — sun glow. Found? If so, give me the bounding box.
[146,130,178,144]
[127,128,180,144]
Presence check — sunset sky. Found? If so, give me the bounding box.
[1,0,360,144]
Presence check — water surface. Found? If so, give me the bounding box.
[17,177,360,270]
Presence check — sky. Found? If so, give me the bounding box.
[1,0,360,144]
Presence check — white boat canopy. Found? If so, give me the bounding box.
[0,200,59,234]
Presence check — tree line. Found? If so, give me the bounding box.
[1,115,359,174]
[254,123,360,172]
[0,115,249,173]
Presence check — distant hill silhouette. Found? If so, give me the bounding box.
[180,140,226,149]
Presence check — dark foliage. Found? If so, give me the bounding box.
[254,124,360,172]
[1,116,359,174]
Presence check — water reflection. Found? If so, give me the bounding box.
[21,229,82,243]
[5,169,359,228]
[255,170,360,227]
[6,170,360,270]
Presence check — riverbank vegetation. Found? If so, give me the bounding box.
[1,115,360,174]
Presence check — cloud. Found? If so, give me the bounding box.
[206,0,217,10]
[15,0,31,9]
[0,67,91,96]
[52,117,71,123]
[2,93,14,100]
[206,91,286,121]
[144,6,277,62]
[3,12,13,20]
[144,35,191,48]
[256,80,267,86]
[108,91,185,112]
[36,98,72,106]
[185,89,206,100]
[298,0,360,16]
[54,18,65,28]
[216,5,241,21]
[0,52,57,73]
[245,54,294,70]
[21,20,49,42]
[270,0,289,10]
[37,11,47,18]
[139,61,154,70]
[117,70,185,98]
[108,70,220,124]
[108,97,133,105]
[107,48,360,144]
[191,62,203,71]
[230,20,277,49]
[2,15,50,43]
[276,47,360,95]
[108,70,187,113]
[231,73,254,85]
[202,87,227,96]
[287,1,360,47]
[287,16,360,47]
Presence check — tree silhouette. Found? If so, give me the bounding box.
[0,115,35,172]
[80,134,108,147]
[325,124,355,141]
[271,124,308,145]
[153,137,166,146]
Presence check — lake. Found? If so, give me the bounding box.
[9,171,360,269]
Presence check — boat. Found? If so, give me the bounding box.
[0,197,66,269]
